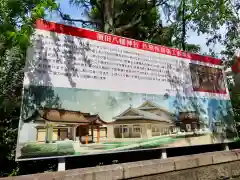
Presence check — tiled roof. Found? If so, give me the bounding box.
[38,109,90,123]
[85,115,108,125]
[134,109,173,123]
[34,108,108,124]
[113,101,175,123]
[138,100,174,115]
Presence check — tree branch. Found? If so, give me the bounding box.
[90,0,101,11]
[57,8,100,25]
[113,0,166,34]
[113,0,129,20]
[69,0,92,11]
[116,19,141,32]
[156,0,170,6]
[147,24,162,40]
[115,12,144,33]
[228,0,240,22]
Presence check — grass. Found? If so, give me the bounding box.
[101,136,179,150]
[175,133,205,139]
[103,145,124,150]
[20,141,75,159]
[19,136,185,158]
[128,138,182,150]
[102,136,168,145]
[139,138,179,148]
[103,142,132,145]
[96,142,132,150]
[74,152,87,156]
[101,139,149,149]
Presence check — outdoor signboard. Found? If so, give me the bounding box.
[16,19,238,160]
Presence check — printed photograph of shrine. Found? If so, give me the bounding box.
[189,63,226,93]
[16,86,237,160]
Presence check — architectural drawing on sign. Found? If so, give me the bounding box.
[112,101,177,138]
[17,90,236,160]
[27,108,108,144]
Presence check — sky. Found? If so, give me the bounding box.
[46,0,224,57]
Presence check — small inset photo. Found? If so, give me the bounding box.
[189,63,226,94]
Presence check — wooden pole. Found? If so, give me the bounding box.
[91,125,94,140]
[86,134,88,144]
[97,126,100,143]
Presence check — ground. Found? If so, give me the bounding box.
[18,132,230,159]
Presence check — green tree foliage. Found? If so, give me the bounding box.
[59,0,175,47]
[217,1,240,127]
[0,0,57,176]
[59,0,203,52]
[171,0,231,52]
[62,0,233,53]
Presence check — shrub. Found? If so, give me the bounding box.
[20,142,75,159]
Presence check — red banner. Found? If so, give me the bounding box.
[36,19,222,65]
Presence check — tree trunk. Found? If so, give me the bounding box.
[181,0,186,51]
[103,0,114,33]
